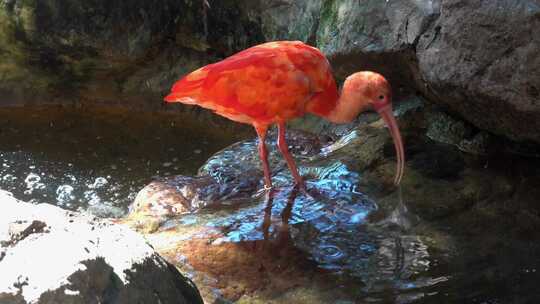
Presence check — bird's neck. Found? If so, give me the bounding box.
[325,87,361,124]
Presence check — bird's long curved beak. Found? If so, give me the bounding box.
[377,105,405,185]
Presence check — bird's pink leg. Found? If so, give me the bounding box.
[277,122,305,190]
[254,124,273,190]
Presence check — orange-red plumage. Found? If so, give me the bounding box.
[164,41,339,125]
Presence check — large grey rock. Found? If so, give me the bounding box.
[0,191,203,304]
[255,0,437,52]
[416,0,540,143]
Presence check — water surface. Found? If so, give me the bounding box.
[0,106,248,217]
[3,106,540,303]
[141,127,540,303]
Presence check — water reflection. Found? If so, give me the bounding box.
[162,131,446,302]
[208,184,441,301]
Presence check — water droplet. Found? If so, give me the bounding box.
[2,174,17,182]
[24,173,46,193]
[56,185,75,205]
[89,177,108,189]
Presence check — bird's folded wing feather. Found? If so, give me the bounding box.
[164,44,321,122]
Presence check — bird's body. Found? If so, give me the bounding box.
[165,41,338,125]
[165,41,404,189]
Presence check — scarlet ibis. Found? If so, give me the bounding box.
[165,41,404,189]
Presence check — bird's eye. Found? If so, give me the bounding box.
[378,95,385,100]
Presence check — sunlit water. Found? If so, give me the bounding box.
[153,134,448,303]
[0,107,247,217]
[144,128,540,303]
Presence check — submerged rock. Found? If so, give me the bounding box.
[126,129,331,231]
[124,119,444,302]
[0,191,203,304]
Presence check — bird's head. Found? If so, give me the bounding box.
[329,71,404,185]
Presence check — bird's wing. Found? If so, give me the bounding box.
[165,42,323,124]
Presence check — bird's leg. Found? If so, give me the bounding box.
[277,122,305,190]
[254,124,273,190]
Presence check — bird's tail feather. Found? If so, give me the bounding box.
[164,75,204,104]
[163,93,199,105]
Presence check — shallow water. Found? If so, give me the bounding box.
[0,107,248,217]
[3,106,540,303]
[140,126,540,303]
[153,133,441,303]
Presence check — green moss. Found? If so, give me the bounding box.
[319,0,339,27]
[19,2,36,33]
[316,0,340,48]
[0,6,44,91]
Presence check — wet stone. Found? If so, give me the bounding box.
[123,123,447,303]
[126,129,331,231]
[408,142,465,180]
[426,110,470,146]
[425,108,494,156]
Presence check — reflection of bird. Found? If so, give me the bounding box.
[262,189,296,242]
[165,41,404,189]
